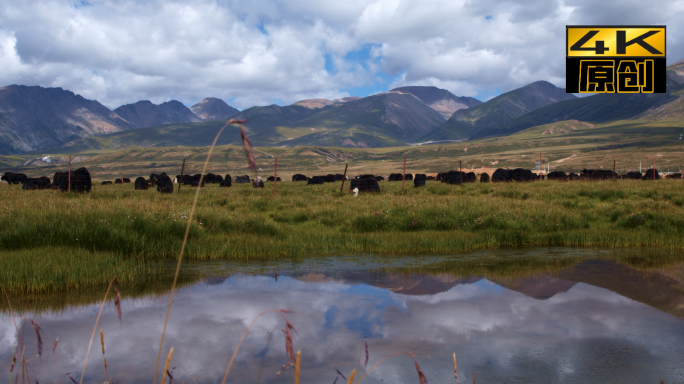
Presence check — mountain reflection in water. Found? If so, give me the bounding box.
[2,254,684,383]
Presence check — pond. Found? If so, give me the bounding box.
[2,248,684,383]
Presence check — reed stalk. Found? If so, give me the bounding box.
[294,350,301,384]
[100,330,108,383]
[79,277,115,384]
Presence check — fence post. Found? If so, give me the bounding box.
[340,164,348,192]
[68,155,71,192]
[402,155,406,191]
[178,158,186,194]
[274,156,277,197]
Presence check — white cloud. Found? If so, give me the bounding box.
[0,0,682,110]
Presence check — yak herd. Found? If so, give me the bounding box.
[1,167,681,194]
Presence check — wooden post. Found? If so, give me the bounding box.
[340,164,348,192]
[68,154,71,192]
[178,158,186,194]
[402,155,406,191]
[274,156,277,197]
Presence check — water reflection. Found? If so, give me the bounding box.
[2,251,684,383]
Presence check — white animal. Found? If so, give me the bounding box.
[353,187,359,197]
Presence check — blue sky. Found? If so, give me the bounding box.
[1,0,682,109]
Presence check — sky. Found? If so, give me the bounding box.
[1,0,683,110]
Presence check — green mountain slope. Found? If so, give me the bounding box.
[423,81,576,141]
[474,60,684,140]
[46,120,246,154]
[277,91,447,147]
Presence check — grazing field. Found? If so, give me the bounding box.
[1,178,684,294]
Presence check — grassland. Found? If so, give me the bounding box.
[1,114,681,184]
[2,178,684,295]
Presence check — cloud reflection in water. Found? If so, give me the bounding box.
[2,259,684,383]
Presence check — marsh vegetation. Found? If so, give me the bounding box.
[1,179,683,294]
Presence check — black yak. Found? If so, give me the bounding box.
[220,177,232,187]
[547,171,568,181]
[175,175,193,184]
[643,169,661,180]
[388,173,413,181]
[266,176,282,182]
[441,171,476,184]
[2,172,27,185]
[492,168,536,182]
[307,176,325,185]
[55,168,92,192]
[623,172,642,180]
[665,173,682,179]
[22,177,51,190]
[414,174,427,187]
[292,174,307,181]
[234,175,250,183]
[580,169,616,180]
[480,173,490,183]
[102,181,112,185]
[157,173,174,193]
[135,177,149,190]
[350,177,380,193]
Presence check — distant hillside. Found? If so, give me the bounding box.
[424,81,576,141]
[292,97,360,109]
[229,104,321,144]
[0,85,134,154]
[390,86,482,119]
[189,98,239,121]
[482,60,684,139]
[278,91,447,147]
[113,100,201,129]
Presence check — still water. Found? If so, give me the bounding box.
[2,248,684,383]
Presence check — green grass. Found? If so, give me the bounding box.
[2,179,684,293]
[0,247,161,294]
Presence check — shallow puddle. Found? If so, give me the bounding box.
[2,248,684,383]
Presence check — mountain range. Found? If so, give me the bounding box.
[0,88,240,154]
[1,58,683,155]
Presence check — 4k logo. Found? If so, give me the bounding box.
[566,26,666,94]
[567,27,665,57]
